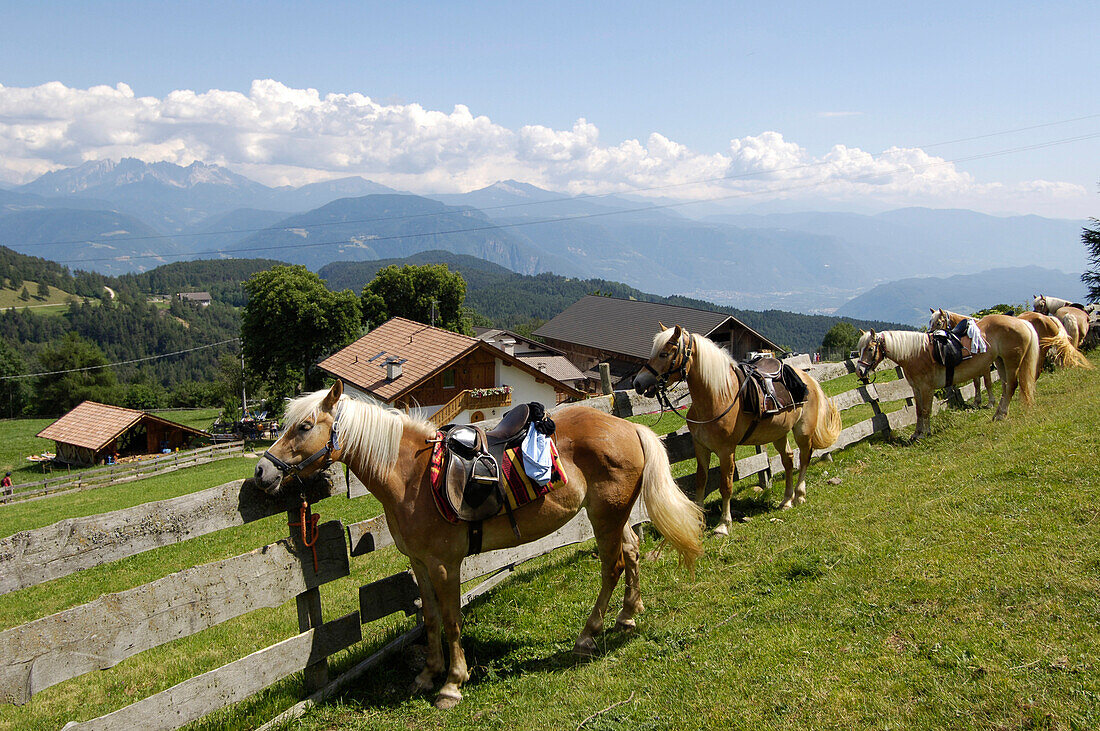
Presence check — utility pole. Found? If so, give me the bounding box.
[430,298,438,328]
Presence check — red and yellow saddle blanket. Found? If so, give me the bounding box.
[429,433,568,525]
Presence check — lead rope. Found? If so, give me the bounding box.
[289,494,321,573]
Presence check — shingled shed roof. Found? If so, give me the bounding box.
[319,317,583,401]
[534,295,780,359]
[36,401,210,451]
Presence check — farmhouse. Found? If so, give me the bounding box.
[175,291,212,306]
[36,401,211,466]
[534,295,783,389]
[317,317,584,425]
[474,327,588,392]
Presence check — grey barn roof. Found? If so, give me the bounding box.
[534,295,780,360]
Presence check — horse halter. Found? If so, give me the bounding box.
[643,329,694,389]
[857,335,886,384]
[262,408,342,484]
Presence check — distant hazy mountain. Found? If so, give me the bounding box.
[15,159,398,232]
[704,208,1085,282]
[834,266,1086,326]
[429,180,679,221]
[181,208,293,253]
[0,208,187,275]
[228,193,579,274]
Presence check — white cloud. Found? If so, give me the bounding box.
[0,80,1090,217]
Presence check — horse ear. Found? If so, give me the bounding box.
[658,321,667,331]
[929,307,935,313]
[322,380,343,411]
[671,324,682,339]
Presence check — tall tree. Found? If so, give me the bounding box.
[242,265,361,400]
[0,338,31,418]
[360,264,472,334]
[821,321,860,353]
[33,332,118,415]
[1083,216,1100,303]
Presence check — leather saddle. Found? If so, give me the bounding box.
[929,330,972,388]
[439,404,532,525]
[736,356,808,418]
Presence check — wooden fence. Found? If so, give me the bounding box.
[2,441,246,504]
[0,357,997,729]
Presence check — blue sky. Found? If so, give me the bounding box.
[1,0,1097,216]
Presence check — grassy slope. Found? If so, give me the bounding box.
[298,357,1099,730]
[1,358,1097,729]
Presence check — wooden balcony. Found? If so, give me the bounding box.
[429,389,512,426]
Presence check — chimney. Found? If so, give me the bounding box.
[502,339,516,356]
[385,358,403,381]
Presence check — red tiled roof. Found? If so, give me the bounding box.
[319,317,584,401]
[318,317,480,401]
[36,401,210,451]
[516,354,586,382]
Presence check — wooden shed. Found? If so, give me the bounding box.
[36,401,211,466]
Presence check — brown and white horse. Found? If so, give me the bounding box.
[253,381,703,709]
[1034,294,1091,349]
[633,325,841,534]
[856,314,1038,440]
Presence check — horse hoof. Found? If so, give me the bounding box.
[434,689,462,710]
[712,523,729,536]
[574,637,598,658]
[614,617,637,632]
[778,501,793,510]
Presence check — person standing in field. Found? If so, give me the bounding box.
[2,471,12,499]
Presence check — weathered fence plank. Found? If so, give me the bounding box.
[62,612,362,731]
[0,473,339,596]
[0,520,349,704]
[346,514,394,558]
[359,571,420,623]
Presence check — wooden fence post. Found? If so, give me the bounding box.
[288,507,329,693]
[599,363,613,395]
[754,445,771,491]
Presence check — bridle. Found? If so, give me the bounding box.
[856,335,886,384]
[643,330,741,426]
[262,407,342,485]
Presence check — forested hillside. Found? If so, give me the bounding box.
[318,250,907,351]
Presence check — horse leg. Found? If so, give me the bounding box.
[614,523,644,631]
[792,434,812,506]
[693,440,711,507]
[984,372,995,407]
[409,559,445,694]
[712,451,736,535]
[775,437,796,509]
[993,357,1011,421]
[910,387,929,441]
[575,513,628,656]
[427,560,469,710]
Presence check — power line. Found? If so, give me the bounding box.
[0,338,240,380]
[44,129,1100,267]
[8,113,1100,252]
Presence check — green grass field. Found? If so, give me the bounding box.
[0,281,88,317]
[1,357,1097,730]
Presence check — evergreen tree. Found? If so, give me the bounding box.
[1083,217,1100,303]
[19,286,30,302]
[33,332,118,415]
[36,280,50,299]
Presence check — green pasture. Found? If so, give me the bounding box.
[0,281,86,316]
[0,357,1097,730]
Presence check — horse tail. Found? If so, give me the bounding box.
[1017,324,1040,407]
[635,424,703,573]
[1041,333,1093,370]
[805,374,843,450]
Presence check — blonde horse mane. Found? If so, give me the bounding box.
[282,388,434,485]
[652,328,735,401]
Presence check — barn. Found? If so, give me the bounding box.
[36,401,211,466]
[534,295,783,388]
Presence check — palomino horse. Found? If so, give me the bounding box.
[1017,311,1092,374]
[1034,294,1090,349]
[929,308,1091,391]
[633,325,841,534]
[856,315,1038,440]
[253,381,703,709]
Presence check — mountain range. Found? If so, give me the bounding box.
[0,158,1089,319]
